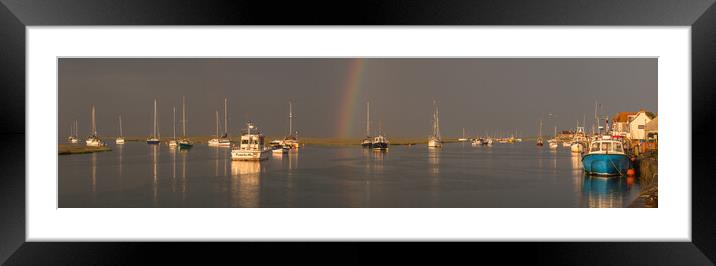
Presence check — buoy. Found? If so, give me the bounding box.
[627,168,636,176]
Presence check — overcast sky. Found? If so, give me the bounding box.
[58,58,656,138]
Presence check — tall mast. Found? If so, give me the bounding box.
[289,101,293,136]
[539,119,542,138]
[75,120,78,137]
[594,100,599,135]
[366,101,370,137]
[224,98,228,136]
[436,102,440,139]
[153,99,157,138]
[173,107,176,139]
[215,110,219,137]
[119,116,123,137]
[91,105,96,136]
[183,96,187,137]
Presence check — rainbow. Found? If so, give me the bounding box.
[336,58,366,138]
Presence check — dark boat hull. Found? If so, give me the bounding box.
[372,142,388,150]
[361,142,372,148]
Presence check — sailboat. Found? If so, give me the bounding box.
[116,116,125,144]
[548,126,559,149]
[86,106,105,147]
[361,101,372,148]
[282,101,299,149]
[217,98,231,147]
[178,96,193,149]
[428,100,442,148]
[146,99,160,144]
[168,107,178,147]
[458,128,468,142]
[208,110,221,146]
[536,119,544,146]
[68,120,79,143]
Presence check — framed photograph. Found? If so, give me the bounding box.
[1,0,715,264]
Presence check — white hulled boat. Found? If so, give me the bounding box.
[146,99,160,144]
[68,120,79,143]
[282,101,299,149]
[208,110,221,146]
[231,122,271,161]
[86,106,105,147]
[116,115,125,144]
[168,107,178,147]
[428,100,442,148]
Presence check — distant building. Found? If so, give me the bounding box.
[627,109,655,140]
[611,111,637,137]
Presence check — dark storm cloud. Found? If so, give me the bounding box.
[58,58,656,139]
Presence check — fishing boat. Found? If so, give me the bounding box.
[147,99,160,144]
[582,136,629,176]
[116,116,125,144]
[178,97,193,149]
[86,106,105,147]
[68,120,79,143]
[217,98,231,147]
[372,122,389,150]
[168,107,178,147]
[361,101,372,148]
[282,101,299,149]
[208,110,221,146]
[428,100,442,148]
[231,122,271,161]
[536,119,544,146]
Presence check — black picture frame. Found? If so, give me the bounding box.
[1,0,714,264]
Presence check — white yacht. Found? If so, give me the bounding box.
[282,101,299,149]
[217,98,231,147]
[68,120,79,143]
[168,107,178,147]
[146,99,160,144]
[361,101,372,148]
[116,115,125,144]
[208,110,221,146]
[428,100,442,148]
[231,122,271,161]
[86,106,105,147]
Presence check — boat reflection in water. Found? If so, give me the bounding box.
[428,147,440,176]
[580,175,639,208]
[151,144,159,207]
[230,161,262,207]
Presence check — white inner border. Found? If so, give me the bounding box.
[28,27,689,241]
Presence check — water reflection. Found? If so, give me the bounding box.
[580,175,638,208]
[230,161,262,207]
[428,147,440,176]
[151,144,159,207]
[91,153,97,202]
[180,149,188,202]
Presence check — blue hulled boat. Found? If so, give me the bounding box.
[582,137,629,176]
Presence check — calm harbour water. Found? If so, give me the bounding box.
[59,141,641,208]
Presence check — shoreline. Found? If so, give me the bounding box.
[59,144,111,155]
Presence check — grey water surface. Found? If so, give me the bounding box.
[58,142,641,208]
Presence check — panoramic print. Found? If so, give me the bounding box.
[58,58,658,208]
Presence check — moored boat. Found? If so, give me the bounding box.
[362,101,372,148]
[428,100,442,148]
[116,116,125,144]
[582,137,629,176]
[231,122,271,161]
[86,106,106,147]
[146,99,160,144]
[178,96,193,149]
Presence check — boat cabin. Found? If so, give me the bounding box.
[588,140,625,154]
